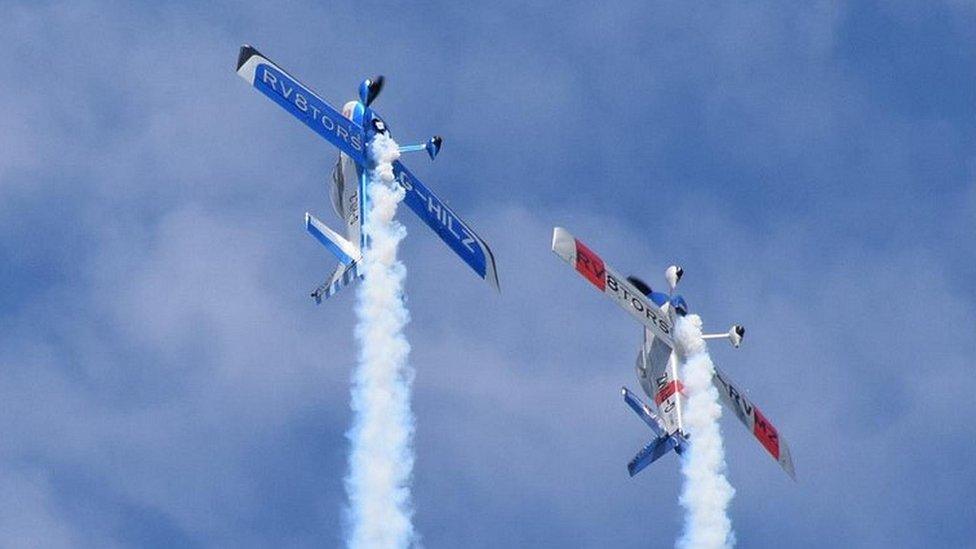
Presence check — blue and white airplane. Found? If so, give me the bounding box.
[236,45,500,302]
[551,227,795,480]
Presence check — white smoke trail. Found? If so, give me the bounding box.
[674,314,736,549]
[344,133,418,549]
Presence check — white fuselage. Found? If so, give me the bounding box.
[636,305,685,436]
[330,101,368,252]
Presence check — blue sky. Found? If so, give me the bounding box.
[1,1,974,547]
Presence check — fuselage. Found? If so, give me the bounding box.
[636,303,686,438]
[330,101,371,252]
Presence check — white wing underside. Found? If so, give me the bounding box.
[550,227,675,346]
[637,330,684,436]
[711,363,796,479]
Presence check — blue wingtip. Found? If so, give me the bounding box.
[425,136,442,160]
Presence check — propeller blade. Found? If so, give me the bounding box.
[626,275,653,297]
[358,75,385,107]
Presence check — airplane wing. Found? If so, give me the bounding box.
[236,45,367,165]
[393,161,500,291]
[711,364,796,480]
[551,227,674,347]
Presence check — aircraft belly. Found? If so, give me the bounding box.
[636,347,655,399]
[336,153,362,249]
[641,329,683,435]
[330,155,345,218]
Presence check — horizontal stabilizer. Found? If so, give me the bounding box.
[628,435,680,477]
[622,387,666,438]
[305,213,359,265]
[311,261,362,303]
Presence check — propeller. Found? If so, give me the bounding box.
[626,275,653,297]
[358,75,385,107]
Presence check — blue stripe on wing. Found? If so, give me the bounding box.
[248,59,367,165]
[393,161,499,291]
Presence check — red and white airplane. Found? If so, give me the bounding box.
[551,227,795,480]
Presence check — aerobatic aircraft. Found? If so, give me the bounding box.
[236,45,500,302]
[551,227,795,480]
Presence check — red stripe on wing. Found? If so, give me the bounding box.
[752,407,781,460]
[574,239,606,291]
